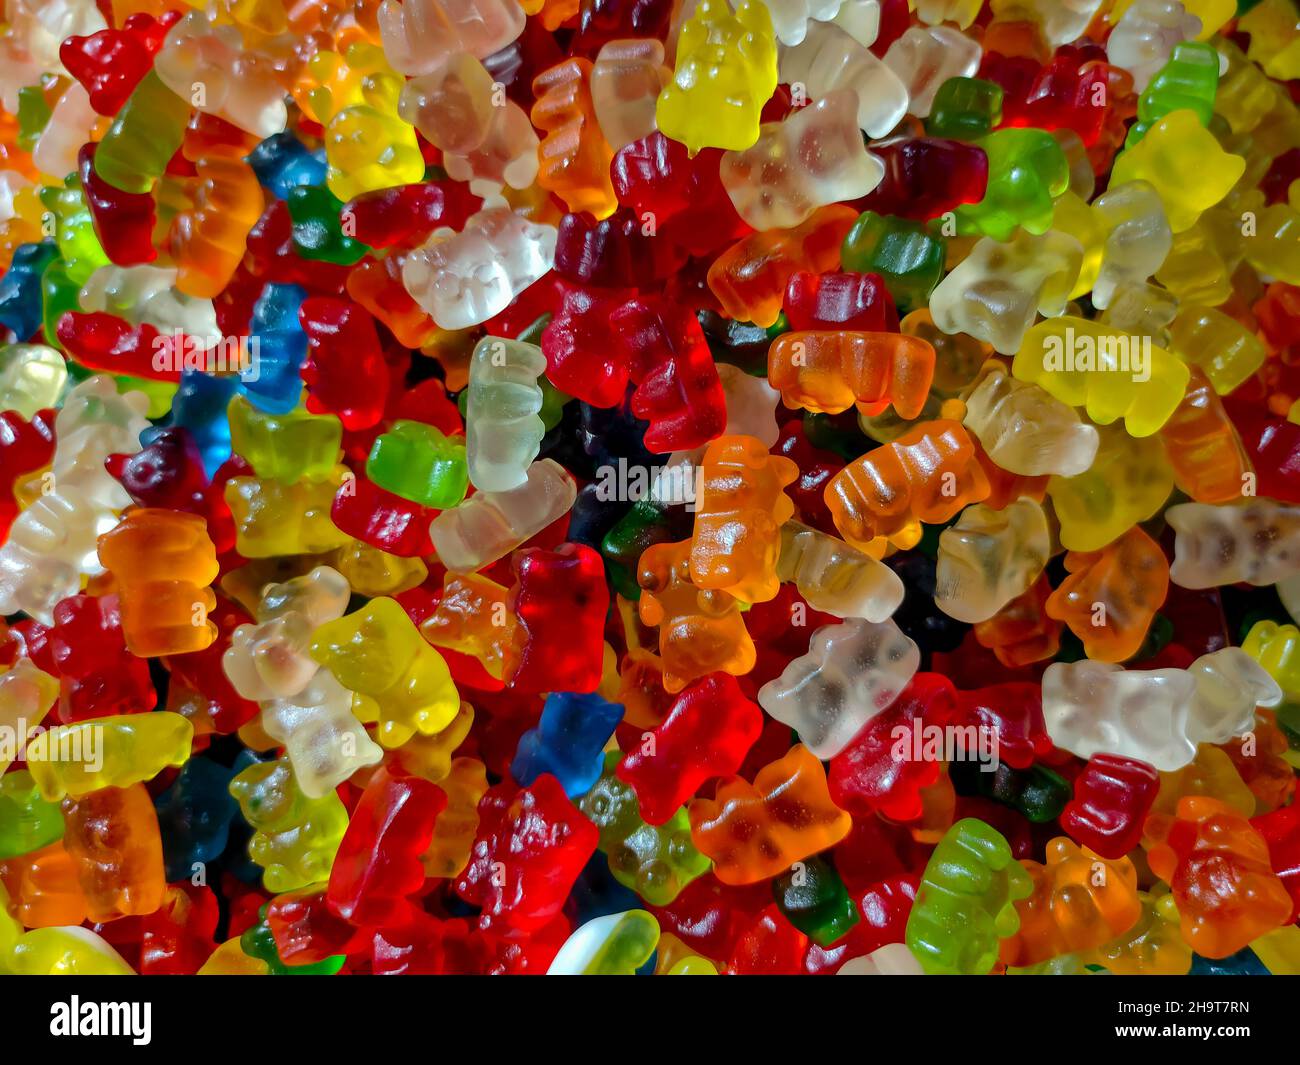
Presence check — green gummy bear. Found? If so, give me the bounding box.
[0,770,64,860]
[600,498,693,580]
[772,854,860,947]
[94,71,190,195]
[286,185,370,265]
[366,419,468,509]
[228,394,343,484]
[927,77,1004,141]
[228,758,348,894]
[119,377,177,419]
[16,86,52,153]
[581,911,661,975]
[579,752,711,907]
[801,410,872,462]
[40,257,81,352]
[1276,699,1300,750]
[954,128,1070,241]
[841,211,945,314]
[905,817,1033,975]
[954,761,1073,824]
[38,182,109,287]
[1126,41,1219,147]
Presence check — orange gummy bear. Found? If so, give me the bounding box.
[973,575,1063,667]
[690,434,798,604]
[1142,795,1292,959]
[706,205,856,328]
[824,418,990,551]
[637,539,756,693]
[530,58,617,219]
[1000,838,1142,967]
[1044,525,1170,663]
[0,840,89,928]
[97,508,220,657]
[766,331,937,419]
[1158,367,1253,505]
[689,744,851,885]
[61,784,167,924]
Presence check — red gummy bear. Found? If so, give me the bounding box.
[616,672,763,825]
[1060,753,1160,860]
[455,776,598,932]
[327,767,446,928]
[507,543,610,694]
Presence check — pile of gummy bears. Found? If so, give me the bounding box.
[0,0,1297,979]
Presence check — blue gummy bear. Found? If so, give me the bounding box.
[144,370,238,478]
[155,756,242,883]
[246,134,327,199]
[579,395,655,470]
[241,283,307,414]
[0,242,58,341]
[566,482,630,553]
[511,691,625,798]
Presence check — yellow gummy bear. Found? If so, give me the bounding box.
[1047,423,1174,552]
[422,756,488,879]
[1216,38,1279,135]
[1110,110,1246,232]
[1251,923,1300,975]
[1050,192,1105,300]
[1239,0,1300,80]
[229,756,348,893]
[655,0,778,155]
[0,882,136,976]
[394,702,475,783]
[1186,0,1237,37]
[1012,317,1189,437]
[1153,746,1256,817]
[333,540,429,598]
[1155,216,1234,306]
[1243,203,1300,286]
[1167,306,1268,396]
[655,931,721,974]
[26,713,194,801]
[197,937,270,975]
[225,467,352,558]
[220,0,289,37]
[325,106,424,201]
[1088,891,1191,975]
[309,597,460,748]
[10,929,137,975]
[1243,620,1300,701]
